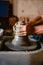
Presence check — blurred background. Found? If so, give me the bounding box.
[0,0,43,65]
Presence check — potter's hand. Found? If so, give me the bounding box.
[34,25,43,34]
[18,24,33,36]
[18,25,27,36]
[28,16,43,34]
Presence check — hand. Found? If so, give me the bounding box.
[34,25,43,34]
[18,24,33,36]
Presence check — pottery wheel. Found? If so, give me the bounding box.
[5,40,41,51]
